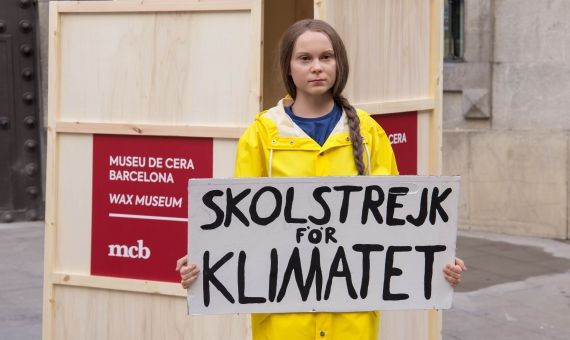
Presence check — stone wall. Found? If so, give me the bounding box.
[443,0,570,239]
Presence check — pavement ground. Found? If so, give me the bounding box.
[1,221,569,340]
[444,230,570,340]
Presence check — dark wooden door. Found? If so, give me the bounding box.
[0,0,41,222]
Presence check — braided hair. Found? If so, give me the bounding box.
[279,19,366,175]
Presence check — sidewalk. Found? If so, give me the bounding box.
[444,230,570,340]
[0,222,43,340]
[1,222,569,339]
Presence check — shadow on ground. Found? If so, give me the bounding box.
[456,236,570,292]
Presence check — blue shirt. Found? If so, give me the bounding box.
[284,102,342,146]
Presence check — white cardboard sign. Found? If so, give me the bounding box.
[187,176,460,314]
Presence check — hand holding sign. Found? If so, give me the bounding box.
[176,255,200,289]
[443,257,467,287]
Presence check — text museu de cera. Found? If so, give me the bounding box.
[187,176,460,315]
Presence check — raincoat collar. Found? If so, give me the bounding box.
[259,98,360,152]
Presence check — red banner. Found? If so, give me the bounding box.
[373,112,418,175]
[91,135,213,282]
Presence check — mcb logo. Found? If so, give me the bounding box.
[108,239,151,259]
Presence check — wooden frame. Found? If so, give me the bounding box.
[50,272,186,297]
[50,0,262,132]
[43,1,262,339]
[44,1,444,339]
[54,122,247,139]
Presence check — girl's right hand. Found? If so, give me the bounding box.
[176,255,200,289]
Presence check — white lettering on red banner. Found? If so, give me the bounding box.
[108,240,151,260]
[92,135,213,282]
[389,132,407,145]
[373,112,417,175]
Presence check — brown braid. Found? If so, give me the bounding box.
[335,95,366,175]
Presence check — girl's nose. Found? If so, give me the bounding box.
[311,60,323,72]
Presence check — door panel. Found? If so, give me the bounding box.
[0,0,42,222]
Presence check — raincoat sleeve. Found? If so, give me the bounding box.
[361,113,399,176]
[234,121,267,178]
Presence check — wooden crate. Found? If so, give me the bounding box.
[43,1,443,339]
[44,1,261,339]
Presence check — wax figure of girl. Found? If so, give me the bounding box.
[176,19,466,340]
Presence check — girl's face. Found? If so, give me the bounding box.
[289,30,337,100]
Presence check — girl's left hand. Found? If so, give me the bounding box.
[443,257,467,288]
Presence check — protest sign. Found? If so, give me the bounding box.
[187,176,459,314]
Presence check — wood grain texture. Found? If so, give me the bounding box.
[380,310,430,339]
[428,0,443,177]
[43,4,62,339]
[354,97,434,115]
[417,110,431,176]
[322,0,431,104]
[52,273,186,297]
[427,1,444,338]
[57,0,254,13]
[213,139,238,178]
[55,134,92,274]
[58,10,257,125]
[53,286,251,340]
[55,122,247,139]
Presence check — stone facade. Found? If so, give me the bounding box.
[443,0,570,239]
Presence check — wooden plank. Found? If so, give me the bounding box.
[57,0,254,13]
[417,110,431,176]
[314,0,326,20]
[55,122,247,139]
[43,3,61,339]
[428,0,443,177]
[56,135,92,274]
[249,0,263,114]
[354,97,435,115]
[322,0,430,104]
[380,311,430,340]
[53,286,250,340]
[213,139,238,178]
[428,1,444,339]
[51,273,187,297]
[58,11,255,126]
[428,309,442,340]
[48,3,62,125]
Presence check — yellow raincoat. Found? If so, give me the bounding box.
[234,98,398,340]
